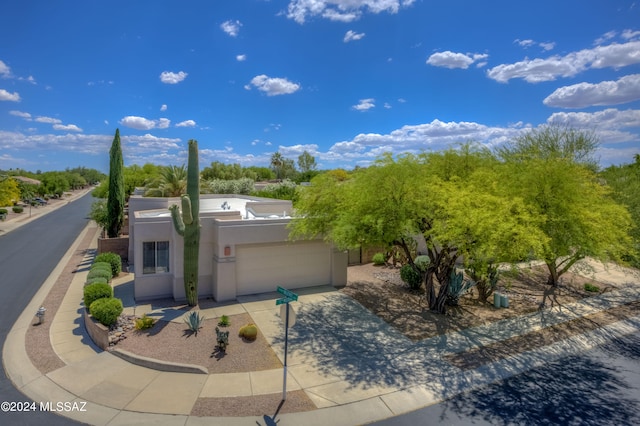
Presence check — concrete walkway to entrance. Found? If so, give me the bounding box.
[3,196,640,425]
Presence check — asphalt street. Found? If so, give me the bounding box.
[0,193,93,425]
[372,331,640,426]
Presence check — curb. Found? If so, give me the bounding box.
[110,348,208,374]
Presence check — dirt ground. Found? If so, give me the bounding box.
[342,263,611,341]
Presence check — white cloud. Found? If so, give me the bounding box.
[220,20,242,37]
[352,98,375,111]
[10,110,31,119]
[544,74,640,108]
[0,60,10,77]
[384,102,392,109]
[286,0,415,24]
[247,75,301,96]
[426,51,487,69]
[35,116,62,124]
[0,88,20,101]
[344,30,365,43]
[547,108,640,131]
[159,71,188,84]
[53,124,82,132]
[160,104,167,111]
[595,30,617,46]
[120,116,155,130]
[176,120,196,127]
[488,40,640,83]
[236,54,247,61]
[515,38,555,51]
[622,29,640,40]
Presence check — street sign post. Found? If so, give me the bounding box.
[276,286,298,401]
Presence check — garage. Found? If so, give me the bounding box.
[235,241,332,295]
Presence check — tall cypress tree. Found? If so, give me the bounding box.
[107,128,125,238]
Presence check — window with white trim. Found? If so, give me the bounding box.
[143,241,170,274]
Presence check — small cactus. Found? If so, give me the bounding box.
[238,323,258,341]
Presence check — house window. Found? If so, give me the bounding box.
[143,241,170,274]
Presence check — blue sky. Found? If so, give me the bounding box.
[1,0,639,174]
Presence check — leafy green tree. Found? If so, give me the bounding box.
[0,177,20,206]
[107,129,125,238]
[144,165,187,197]
[244,166,274,181]
[498,127,634,286]
[600,155,640,267]
[292,151,542,314]
[201,161,243,181]
[298,150,317,173]
[89,199,109,235]
[270,152,285,180]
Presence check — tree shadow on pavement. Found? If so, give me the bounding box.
[437,350,640,426]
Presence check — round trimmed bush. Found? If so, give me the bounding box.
[85,276,109,286]
[12,206,24,213]
[372,252,386,266]
[84,282,113,308]
[90,297,123,327]
[0,208,7,215]
[400,264,422,290]
[238,323,258,341]
[91,261,113,276]
[94,252,122,278]
[414,255,430,272]
[87,268,111,282]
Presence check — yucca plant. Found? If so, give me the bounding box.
[184,311,204,335]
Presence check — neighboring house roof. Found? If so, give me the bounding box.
[13,176,41,185]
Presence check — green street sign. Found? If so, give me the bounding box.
[277,286,298,301]
[276,297,294,305]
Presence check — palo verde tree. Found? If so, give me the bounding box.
[291,149,542,314]
[107,128,125,238]
[169,140,201,306]
[497,125,634,286]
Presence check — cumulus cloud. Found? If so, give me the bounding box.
[286,0,416,24]
[246,75,300,96]
[160,104,167,111]
[488,40,640,83]
[159,71,188,84]
[221,20,242,37]
[515,39,555,51]
[35,116,62,124]
[53,124,82,132]
[236,54,247,61]
[547,108,640,131]
[426,51,488,69]
[176,120,196,127]
[544,74,640,108]
[344,30,365,42]
[0,88,20,101]
[120,115,171,130]
[0,60,10,77]
[10,110,31,119]
[352,98,375,111]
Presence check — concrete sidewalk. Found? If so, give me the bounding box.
[4,218,640,425]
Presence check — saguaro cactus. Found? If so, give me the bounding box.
[169,140,200,306]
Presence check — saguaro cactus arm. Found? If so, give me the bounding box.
[169,204,185,236]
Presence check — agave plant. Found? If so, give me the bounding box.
[447,269,476,307]
[184,311,205,335]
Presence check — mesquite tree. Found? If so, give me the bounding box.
[169,140,201,306]
[107,128,125,238]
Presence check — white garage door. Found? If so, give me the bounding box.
[236,242,331,296]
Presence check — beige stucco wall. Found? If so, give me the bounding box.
[129,194,347,303]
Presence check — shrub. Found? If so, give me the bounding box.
[85,277,109,286]
[372,253,386,266]
[12,206,23,213]
[0,208,7,215]
[414,255,430,272]
[447,269,476,306]
[90,297,123,326]
[239,323,258,341]
[87,268,111,282]
[91,261,113,274]
[135,314,155,330]
[184,311,205,335]
[218,314,230,327]
[84,282,113,308]
[94,252,122,278]
[400,264,422,290]
[584,283,600,293]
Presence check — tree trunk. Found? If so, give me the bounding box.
[546,261,560,287]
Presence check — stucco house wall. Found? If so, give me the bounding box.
[129,193,347,303]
